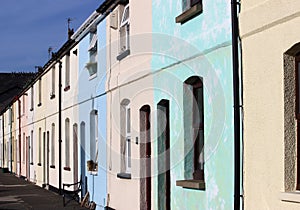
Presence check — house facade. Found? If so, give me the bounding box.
[240,0,300,209]
[104,0,239,209]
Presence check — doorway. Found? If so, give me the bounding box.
[140,105,151,210]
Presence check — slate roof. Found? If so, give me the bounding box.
[0,72,36,114]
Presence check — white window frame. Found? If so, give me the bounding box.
[51,66,55,97]
[125,105,131,173]
[65,54,70,88]
[65,119,70,168]
[119,4,130,54]
[51,123,55,166]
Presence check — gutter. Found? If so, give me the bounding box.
[231,0,242,210]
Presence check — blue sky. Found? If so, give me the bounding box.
[0,0,103,73]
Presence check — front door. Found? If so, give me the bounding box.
[140,105,151,210]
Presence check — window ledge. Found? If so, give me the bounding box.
[89,73,97,81]
[117,172,131,179]
[176,179,205,190]
[37,163,42,166]
[63,166,71,171]
[175,3,203,24]
[64,85,70,92]
[117,49,130,61]
[50,165,55,169]
[280,192,300,203]
[89,171,98,176]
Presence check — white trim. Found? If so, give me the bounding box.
[279,192,300,203]
[120,4,130,28]
[88,33,98,51]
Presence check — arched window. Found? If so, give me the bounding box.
[183,76,204,181]
[119,99,131,174]
[64,118,70,170]
[51,123,55,167]
[90,110,98,171]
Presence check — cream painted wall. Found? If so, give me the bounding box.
[106,0,153,209]
[240,0,300,209]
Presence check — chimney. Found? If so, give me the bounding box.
[68,28,74,40]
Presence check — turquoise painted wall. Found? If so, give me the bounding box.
[152,0,234,209]
[78,19,107,210]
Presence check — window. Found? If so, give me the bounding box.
[38,128,41,166]
[22,95,25,114]
[50,123,55,168]
[64,53,70,91]
[51,66,55,99]
[10,106,14,122]
[176,0,202,24]
[64,118,70,170]
[176,76,205,190]
[86,31,98,77]
[30,130,33,164]
[30,86,34,111]
[23,133,25,163]
[117,4,130,61]
[118,99,131,177]
[89,110,98,171]
[38,79,42,106]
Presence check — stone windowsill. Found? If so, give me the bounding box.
[175,3,203,24]
[117,49,130,61]
[117,172,131,179]
[176,179,205,190]
[64,85,70,92]
[280,192,300,203]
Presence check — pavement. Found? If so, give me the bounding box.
[0,170,86,210]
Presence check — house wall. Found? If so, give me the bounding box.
[106,0,153,209]
[240,0,300,209]
[151,0,234,209]
[77,19,107,209]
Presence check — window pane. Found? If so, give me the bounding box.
[127,108,131,133]
[127,138,131,168]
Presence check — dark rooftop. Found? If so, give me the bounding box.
[0,72,36,114]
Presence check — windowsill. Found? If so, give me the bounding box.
[176,179,205,190]
[280,192,300,203]
[50,165,55,169]
[89,73,97,80]
[175,3,203,24]
[50,94,55,99]
[117,49,130,61]
[64,85,70,92]
[37,103,42,107]
[63,166,71,171]
[117,172,131,179]
[30,108,33,112]
[88,171,98,176]
[37,163,42,166]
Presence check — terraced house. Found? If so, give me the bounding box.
[0,0,243,210]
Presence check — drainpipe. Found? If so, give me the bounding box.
[18,99,21,176]
[231,0,242,210]
[58,60,62,194]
